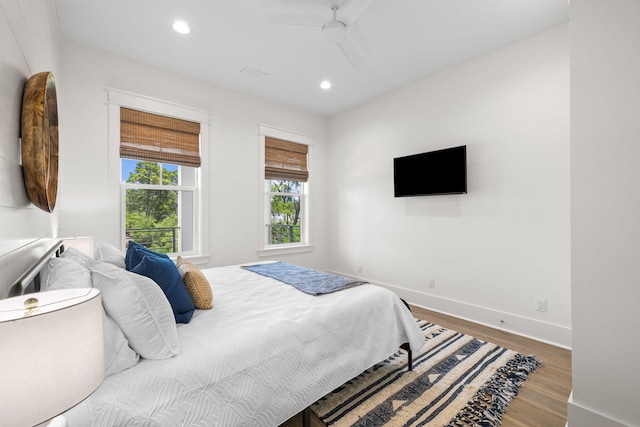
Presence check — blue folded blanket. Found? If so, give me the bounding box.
[242,262,367,295]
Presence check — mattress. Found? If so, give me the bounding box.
[65,263,426,426]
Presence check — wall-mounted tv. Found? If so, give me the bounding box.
[393,145,467,197]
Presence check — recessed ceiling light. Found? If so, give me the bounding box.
[320,80,332,90]
[173,20,190,35]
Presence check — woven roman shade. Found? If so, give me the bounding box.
[265,137,308,182]
[120,107,201,167]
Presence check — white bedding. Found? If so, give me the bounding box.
[66,264,425,426]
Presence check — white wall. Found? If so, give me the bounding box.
[58,41,330,269]
[0,0,61,256]
[327,26,571,347]
[2,1,571,346]
[569,1,640,426]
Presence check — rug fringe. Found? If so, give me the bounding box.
[445,354,543,427]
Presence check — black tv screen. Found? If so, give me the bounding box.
[394,145,467,197]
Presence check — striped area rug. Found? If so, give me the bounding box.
[311,320,542,427]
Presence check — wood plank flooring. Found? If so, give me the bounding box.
[282,305,571,427]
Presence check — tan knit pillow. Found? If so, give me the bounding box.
[176,256,213,309]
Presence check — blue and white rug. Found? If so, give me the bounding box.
[311,319,542,427]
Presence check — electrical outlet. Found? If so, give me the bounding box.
[357,264,362,273]
[427,277,435,288]
[535,298,547,312]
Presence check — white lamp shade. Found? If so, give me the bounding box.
[0,288,104,427]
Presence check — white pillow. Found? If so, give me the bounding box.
[60,246,95,268]
[94,241,126,269]
[44,257,139,376]
[90,262,179,360]
[102,312,140,376]
[43,257,92,290]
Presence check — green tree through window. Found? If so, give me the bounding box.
[125,161,179,253]
[269,180,302,244]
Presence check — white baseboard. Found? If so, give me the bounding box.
[567,392,628,427]
[330,271,572,349]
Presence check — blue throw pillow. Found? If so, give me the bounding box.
[125,241,169,271]
[131,255,195,323]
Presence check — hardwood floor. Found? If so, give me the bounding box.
[282,305,572,427]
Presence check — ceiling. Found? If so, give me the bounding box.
[53,0,569,117]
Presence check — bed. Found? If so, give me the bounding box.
[3,238,425,426]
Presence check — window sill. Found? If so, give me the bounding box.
[257,244,314,257]
[169,253,211,266]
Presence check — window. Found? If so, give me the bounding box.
[266,179,304,245]
[105,88,211,264]
[259,126,313,255]
[121,159,197,254]
[120,107,200,255]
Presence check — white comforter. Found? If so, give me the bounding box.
[66,264,425,426]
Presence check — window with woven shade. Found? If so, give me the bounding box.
[260,129,312,253]
[119,107,202,255]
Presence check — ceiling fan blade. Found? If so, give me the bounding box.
[336,38,365,69]
[339,0,376,25]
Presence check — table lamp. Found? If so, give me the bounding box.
[0,288,104,427]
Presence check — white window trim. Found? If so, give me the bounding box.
[107,88,211,260]
[257,123,314,257]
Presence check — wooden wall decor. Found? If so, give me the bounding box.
[21,71,59,212]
